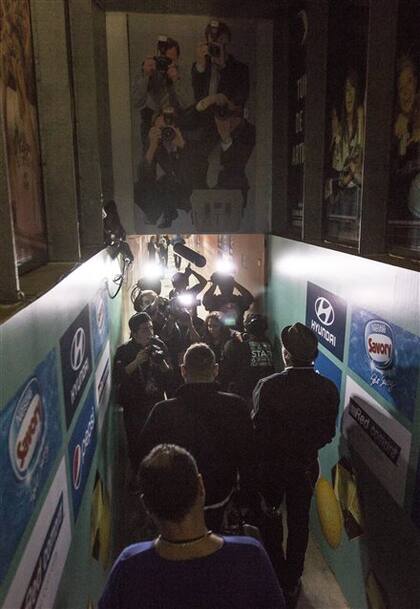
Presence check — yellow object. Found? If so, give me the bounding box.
[315,476,342,548]
[91,474,111,569]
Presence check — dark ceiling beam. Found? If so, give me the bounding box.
[103,0,283,19]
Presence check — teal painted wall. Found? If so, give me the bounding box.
[0,251,125,609]
[266,236,420,609]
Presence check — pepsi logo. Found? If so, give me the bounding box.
[9,378,45,481]
[73,444,82,490]
[71,327,86,371]
[315,297,335,326]
[365,320,394,369]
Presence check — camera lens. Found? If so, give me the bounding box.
[161,126,175,143]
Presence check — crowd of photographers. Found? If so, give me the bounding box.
[111,245,339,609]
[133,19,256,228]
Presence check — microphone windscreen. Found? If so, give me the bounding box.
[172,243,207,267]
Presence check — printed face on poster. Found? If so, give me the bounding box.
[323,0,369,246]
[0,0,47,266]
[3,459,72,609]
[0,349,62,585]
[342,376,411,507]
[348,307,420,421]
[128,14,271,234]
[387,0,420,254]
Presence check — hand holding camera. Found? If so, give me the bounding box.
[196,42,209,70]
[166,63,179,82]
[136,347,150,366]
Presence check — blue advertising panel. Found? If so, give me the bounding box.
[90,286,110,362]
[60,305,93,428]
[305,282,347,361]
[315,351,342,394]
[0,350,62,584]
[67,387,97,521]
[348,308,420,421]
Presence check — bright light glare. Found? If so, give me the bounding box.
[178,293,194,307]
[142,262,163,280]
[215,256,235,275]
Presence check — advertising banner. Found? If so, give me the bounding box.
[348,307,420,421]
[305,281,347,360]
[342,377,411,507]
[60,305,93,428]
[67,387,97,521]
[95,342,111,432]
[315,350,342,395]
[2,459,72,609]
[287,2,307,234]
[90,287,110,362]
[0,350,62,584]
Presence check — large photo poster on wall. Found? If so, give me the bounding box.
[323,0,369,247]
[128,14,272,234]
[387,0,420,255]
[287,2,307,237]
[0,0,47,267]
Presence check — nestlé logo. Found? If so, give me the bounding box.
[364,320,394,369]
[9,378,45,481]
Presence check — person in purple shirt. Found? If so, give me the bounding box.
[99,444,285,609]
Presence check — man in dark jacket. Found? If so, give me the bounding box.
[113,312,173,475]
[252,323,339,607]
[220,313,275,406]
[138,343,257,531]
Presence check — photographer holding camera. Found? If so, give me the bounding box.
[133,35,194,149]
[192,20,249,108]
[137,107,199,228]
[203,272,254,332]
[195,92,256,203]
[113,312,173,481]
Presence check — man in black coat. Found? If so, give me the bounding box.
[252,323,339,607]
[113,312,173,475]
[138,343,257,531]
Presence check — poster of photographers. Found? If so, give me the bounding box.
[128,14,272,234]
[323,0,368,246]
[287,2,307,236]
[387,0,420,254]
[0,0,47,267]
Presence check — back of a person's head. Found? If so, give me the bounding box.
[183,343,216,380]
[139,444,199,522]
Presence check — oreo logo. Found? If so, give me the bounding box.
[73,444,82,490]
[365,320,394,369]
[9,378,46,481]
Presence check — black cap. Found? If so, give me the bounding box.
[129,312,152,334]
[281,323,318,361]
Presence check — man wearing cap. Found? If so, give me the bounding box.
[113,312,173,477]
[252,323,339,608]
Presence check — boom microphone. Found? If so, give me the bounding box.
[172,243,207,268]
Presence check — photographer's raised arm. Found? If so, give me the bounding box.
[132,57,156,109]
[233,280,254,308]
[145,126,161,164]
[202,279,218,310]
[187,265,208,296]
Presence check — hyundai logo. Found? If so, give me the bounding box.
[315,297,335,326]
[71,328,86,371]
